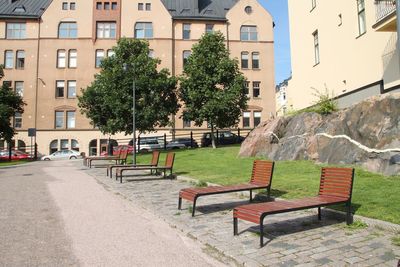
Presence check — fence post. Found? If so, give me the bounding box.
[190,131,193,148]
[164,133,167,150]
[238,128,241,143]
[137,136,141,152]
[8,142,12,162]
[34,143,38,160]
[216,130,219,145]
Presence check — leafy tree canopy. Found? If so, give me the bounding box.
[78,38,179,135]
[179,32,248,147]
[0,65,25,142]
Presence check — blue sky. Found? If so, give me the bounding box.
[259,0,291,85]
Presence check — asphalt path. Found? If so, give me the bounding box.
[0,160,224,267]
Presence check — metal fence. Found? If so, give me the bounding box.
[375,0,396,23]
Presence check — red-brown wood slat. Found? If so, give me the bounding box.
[319,167,353,200]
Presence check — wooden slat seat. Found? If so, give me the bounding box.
[115,152,175,183]
[86,149,128,168]
[178,160,275,217]
[233,167,355,247]
[106,151,160,178]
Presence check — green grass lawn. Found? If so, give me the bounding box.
[0,160,30,167]
[133,145,400,225]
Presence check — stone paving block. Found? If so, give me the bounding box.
[345,256,364,264]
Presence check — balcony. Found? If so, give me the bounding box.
[373,0,397,32]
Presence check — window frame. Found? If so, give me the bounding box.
[183,23,191,40]
[95,49,105,68]
[252,52,260,69]
[313,30,320,65]
[183,50,191,67]
[96,2,102,10]
[111,2,117,10]
[56,80,65,98]
[14,112,22,128]
[70,2,76,10]
[243,111,251,128]
[15,81,24,97]
[4,50,14,69]
[66,111,76,129]
[241,52,249,69]
[240,25,257,41]
[357,0,366,36]
[15,50,25,69]
[67,80,76,98]
[57,49,66,68]
[58,22,78,38]
[68,49,77,68]
[97,22,116,39]
[55,111,64,129]
[6,22,26,39]
[254,111,262,127]
[253,81,260,98]
[138,3,144,10]
[62,2,68,10]
[134,22,153,39]
[145,3,151,11]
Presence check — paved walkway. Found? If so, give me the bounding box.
[0,161,224,266]
[86,162,400,267]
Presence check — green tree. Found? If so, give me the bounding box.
[179,32,248,148]
[78,38,179,135]
[0,65,25,143]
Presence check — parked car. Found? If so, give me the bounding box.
[137,137,163,152]
[167,138,198,149]
[100,145,134,156]
[41,150,81,160]
[166,140,186,150]
[201,131,245,147]
[0,150,30,160]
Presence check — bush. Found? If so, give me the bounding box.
[286,88,338,116]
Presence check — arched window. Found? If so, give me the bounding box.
[58,22,77,38]
[134,22,153,39]
[71,139,79,151]
[89,139,97,156]
[17,140,26,152]
[50,140,58,154]
[240,25,257,41]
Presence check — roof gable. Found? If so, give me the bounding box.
[0,0,52,19]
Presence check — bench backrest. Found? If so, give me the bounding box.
[151,151,160,166]
[164,152,175,168]
[118,149,128,160]
[249,160,275,187]
[318,167,355,200]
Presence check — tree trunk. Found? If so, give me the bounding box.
[210,124,217,149]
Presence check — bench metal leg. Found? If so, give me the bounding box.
[259,219,264,248]
[267,186,271,198]
[249,190,253,202]
[192,197,197,217]
[178,197,182,210]
[120,171,123,183]
[346,203,352,225]
[233,217,238,235]
[318,207,322,221]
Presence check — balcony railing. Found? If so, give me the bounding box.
[375,0,396,23]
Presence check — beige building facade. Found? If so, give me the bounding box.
[286,0,400,111]
[0,0,275,155]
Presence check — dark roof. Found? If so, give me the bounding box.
[161,0,238,20]
[0,0,52,19]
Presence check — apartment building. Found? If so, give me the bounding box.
[286,0,400,111]
[0,0,275,155]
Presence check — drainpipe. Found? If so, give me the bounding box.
[397,0,400,69]
[34,18,41,158]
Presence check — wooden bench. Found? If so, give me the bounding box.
[83,149,122,167]
[106,151,160,178]
[233,167,355,247]
[178,160,274,217]
[115,152,175,183]
[86,149,128,168]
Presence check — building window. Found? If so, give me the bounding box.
[15,50,25,69]
[58,22,77,38]
[253,81,260,97]
[61,139,69,150]
[15,81,23,97]
[68,49,77,68]
[252,52,259,69]
[183,50,191,67]
[56,81,65,98]
[254,111,261,127]
[205,24,214,33]
[145,3,151,10]
[240,25,257,41]
[104,2,110,10]
[357,0,366,35]
[14,112,22,128]
[313,30,320,65]
[6,23,26,39]
[107,49,115,57]
[57,50,66,68]
[62,2,68,10]
[112,2,117,10]
[243,112,250,128]
[95,50,105,68]
[97,22,116,39]
[134,22,153,39]
[244,81,249,95]
[245,6,252,14]
[55,111,64,129]
[70,2,76,10]
[67,81,76,98]
[3,81,12,88]
[72,139,79,151]
[4,50,14,69]
[138,3,144,10]
[67,111,76,128]
[311,0,316,10]
[96,2,102,9]
[183,24,191,39]
[241,52,249,69]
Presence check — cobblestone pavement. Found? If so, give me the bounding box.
[84,163,400,267]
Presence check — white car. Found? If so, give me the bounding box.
[41,150,81,160]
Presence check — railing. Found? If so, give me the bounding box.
[375,0,397,23]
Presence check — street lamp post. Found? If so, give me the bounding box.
[123,63,136,165]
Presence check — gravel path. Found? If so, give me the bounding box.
[0,160,224,266]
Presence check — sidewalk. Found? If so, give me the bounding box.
[86,162,400,266]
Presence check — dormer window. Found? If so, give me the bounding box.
[13,6,26,13]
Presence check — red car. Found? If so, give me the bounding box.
[0,150,30,160]
[100,145,134,156]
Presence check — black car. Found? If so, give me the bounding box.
[168,138,198,148]
[201,131,245,147]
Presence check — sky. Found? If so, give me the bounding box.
[259,0,292,85]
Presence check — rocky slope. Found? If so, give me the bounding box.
[239,93,400,176]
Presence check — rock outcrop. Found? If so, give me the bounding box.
[239,93,400,176]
